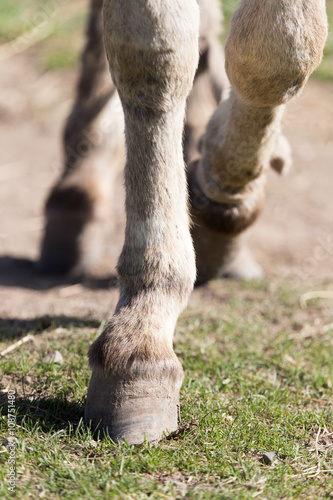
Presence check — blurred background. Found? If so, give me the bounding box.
[0,0,332,320]
[1,1,332,78]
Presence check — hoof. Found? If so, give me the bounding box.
[38,184,106,275]
[192,224,239,284]
[270,134,292,175]
[85,370,181,444]
[188,161,264,283]
[192,222,262,284]
[38,214,104,275]
[222,246,263,280]
[38,220,80,274]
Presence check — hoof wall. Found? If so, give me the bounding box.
[222,246,263,280]
[37,254,76,275]
[85,371,181,444]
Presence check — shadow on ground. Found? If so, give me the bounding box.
[0,315,101,341]
[0,256,118,291]
[0,386,85,433]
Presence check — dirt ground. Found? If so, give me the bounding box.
[0,53,332,323]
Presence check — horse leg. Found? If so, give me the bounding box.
[38,0,124,274]
[189,0,327,283]
[85,0,199,444]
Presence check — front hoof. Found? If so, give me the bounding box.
[85,370,182,444]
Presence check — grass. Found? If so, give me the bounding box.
[314,0,333,81]
[0,1,333,498]
[0,0,86,70]
[1,278,333,498]
[0,0,332,79]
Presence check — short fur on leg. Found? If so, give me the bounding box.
[85,0,199,444]
[39,0,227,277]
[190,0,327,283]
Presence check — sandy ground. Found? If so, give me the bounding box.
[0,53,332,323]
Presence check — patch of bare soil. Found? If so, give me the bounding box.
[250,80,333,286]
[0,54,332,324]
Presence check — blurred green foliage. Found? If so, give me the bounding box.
[0,0,332,78]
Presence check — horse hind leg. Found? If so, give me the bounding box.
[184,0,227,167]
[188,0,327,283]
[38,0,124,275]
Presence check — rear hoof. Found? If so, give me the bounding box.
[270,134,292,175]
[192,223,262,284]
[188,161,264,283]
[222,246,263,280]
[38,185,106,275]
[85,370,182,444]
[38,213,105,275]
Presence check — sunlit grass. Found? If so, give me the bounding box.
[1,278,333,498]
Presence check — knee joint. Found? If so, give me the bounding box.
[103,0,200,110]
[225,1,327,107]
